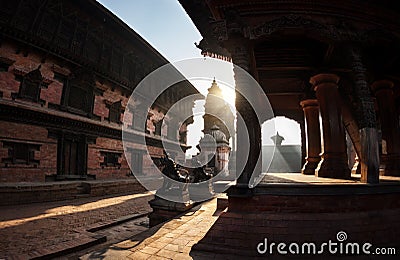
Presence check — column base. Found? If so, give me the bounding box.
[315,155,351,179]
[188,182,215,201]
[301,158,320,175]
[148,195,194,227]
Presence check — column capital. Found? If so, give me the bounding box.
[371,79,394,93]
[300,99,319,108]
[309,73,340,90]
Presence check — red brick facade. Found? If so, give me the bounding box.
[0,41,192,182]
[0,121,57,182]
[0,0,197,184]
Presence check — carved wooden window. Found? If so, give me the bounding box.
[61,71,94,116]
[130,150,143,175]
[67,85,89,111]
[2,141,40,166]
[18,67,46,103]
[108,101,122,124]
[154,120,162,136]
[100,151,121,168]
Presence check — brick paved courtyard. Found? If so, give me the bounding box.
[0,192,153,259]
[80,197,222,260]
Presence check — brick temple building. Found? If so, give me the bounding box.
[0,0,197,190]
[179,0,400,256]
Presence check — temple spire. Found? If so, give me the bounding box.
[271,131,284,146]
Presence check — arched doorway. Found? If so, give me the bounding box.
[261,116,301,173]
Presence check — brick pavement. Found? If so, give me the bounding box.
[80,197,229,260]
[0,192,153,259]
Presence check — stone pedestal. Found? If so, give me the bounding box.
[148,186,193,227]
[310,73,350,179]
[300,99,321,175]
[188,182,214,202]
[371,80,400,176]
[194,184,400,257]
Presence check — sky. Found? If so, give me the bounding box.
[97,0,202,62]
[96,0,301,153]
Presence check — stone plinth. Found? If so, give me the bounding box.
[148,187,193,227]
[193,183,400,257]
[188,182,215,202]
[148,195,193,227]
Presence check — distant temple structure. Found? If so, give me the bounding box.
[195,79,233,175]
[197,125,230,175]
[263,132,301,173]
[203,78,234,141]
[270,131,284,146]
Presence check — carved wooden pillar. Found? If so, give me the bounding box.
[341,101,362,174]
[230,40,262,188]
[350,48,380,183]
[300,99,321,175]
[310,73,350,179]
[371,80,400,176]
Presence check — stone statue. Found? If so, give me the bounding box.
[159,153,190,191]
[190,158,213,183]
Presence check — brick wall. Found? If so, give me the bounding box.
[0,39,187,183]
[0,41,68,106]
[0,121,57,182]
[88,137,129,179]
[93,82,128,122]
[194,191,400,257]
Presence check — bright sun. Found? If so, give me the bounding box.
[189,79,236,108]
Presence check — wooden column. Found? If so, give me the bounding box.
[229,39,262,189]
[371,80,400,176]
[349,47,379,183]
[310,73,350,179]
[300,99,321,175]
[234,74,262,187]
